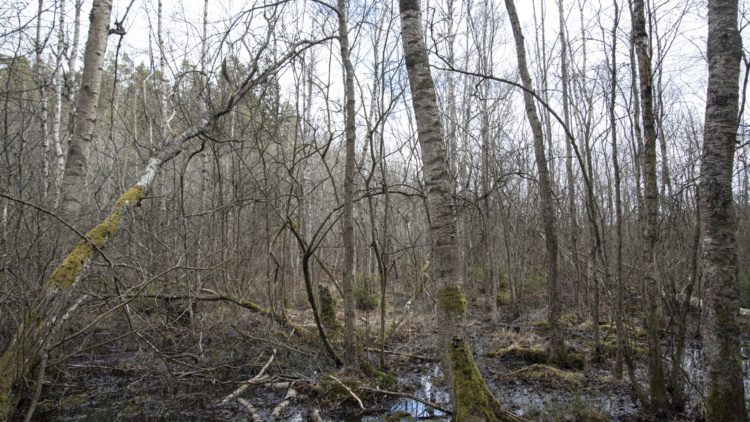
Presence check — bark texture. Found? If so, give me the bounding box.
[700,0,747,420]
[505,0,565,364]
[398,0,524,420]
[631,0,667,409]
[338,0,358,373]
[57,0,112,225]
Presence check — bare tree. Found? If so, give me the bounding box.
[505,0,565,365]
[337,0,358,373]
[399,0,527,419]
[631,0,667,411]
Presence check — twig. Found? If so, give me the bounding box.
[360,387,451,415]
[236,398,263,422]
[269,387,297,420]
[328,375,364,411]
[222,352,275,404]
[365,347,436,361]
[232,326,313,357]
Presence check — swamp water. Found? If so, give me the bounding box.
[32,340,750,421]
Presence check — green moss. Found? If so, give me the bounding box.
[496,290,511,305]
[706,387,747,420]
[450,338,508,421]
[274,330,289,340]
[588,338,646,359]
[488,345,547,363]
[501,364,584,388]
[319,285,342,334]
[531,320,549,329]
[354,274,380,310]
[438,286,467,316]
[359,361,375,377]
[373,369,397,390]
[47,186,145,290]
[386,411,416,421]
[548,352,585,370]
[560,314,579,326]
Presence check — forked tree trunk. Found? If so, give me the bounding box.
[631,0,668,411]
[700,0,747,419]
[505,0,565,365]
[57,0,112,226]
[399,0,526,420]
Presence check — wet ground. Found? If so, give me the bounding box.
[27,307,750,421]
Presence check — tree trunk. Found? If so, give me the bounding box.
[505,0,565,365]
[700,0,747,419]
[631,0,667,411]
[606,0,625,379]
[57,0,112,225]
[35,0,49,199]
[399,0,525,420]
[338,0,358,374]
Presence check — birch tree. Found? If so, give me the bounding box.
[399,0,526,419]
[57,0,112,226]
[631,0,667,410]
[700,0,747,419]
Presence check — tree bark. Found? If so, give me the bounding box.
[57,0,112,225]
[337,0,359,373]
[399,0,525,420]
[505,0,565,365]
[700,0,747,419]
[631,0,668,411]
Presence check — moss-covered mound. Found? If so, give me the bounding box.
[488,345,547,363]
[500,364,584,388]
[314,364,398,408]
[548,352,585,370]
[319,285,342,335]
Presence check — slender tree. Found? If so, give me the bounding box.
[399,0,526,419]
[337,0,358,373]
[631,0,668,411]
[505,0,565,365]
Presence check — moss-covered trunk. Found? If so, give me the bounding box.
[398,0,526,419]
[0,186,145,420]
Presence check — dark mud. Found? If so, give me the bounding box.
[28,309,750,422]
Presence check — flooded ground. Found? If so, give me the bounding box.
[26,303,750,421]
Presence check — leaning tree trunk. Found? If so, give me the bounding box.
[505,0,565,365]
[0,39,318,420]
[57,0,112,226]
[399,0,526,420]
[631,0,667,411]
[700,0,747,420]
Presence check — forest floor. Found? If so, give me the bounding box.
[27,286,749,422]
